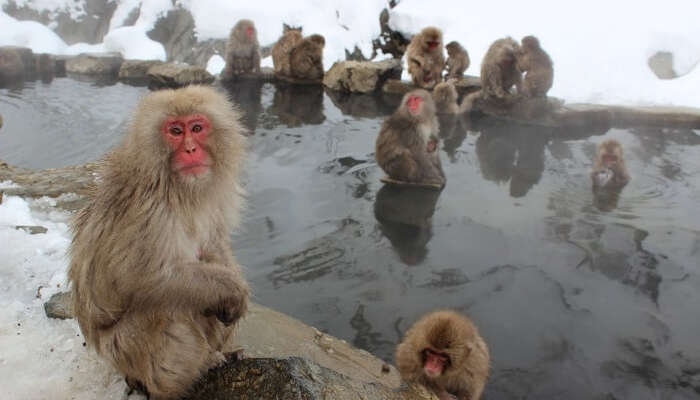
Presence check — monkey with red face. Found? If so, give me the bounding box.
[222,19,261,79]
[69,86,249,400]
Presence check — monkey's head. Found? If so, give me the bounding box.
[445,41,461,56]
[420,312,475,379]
[400,89,436,120]
[521,35,540,51]
[122,85,246,188]
[420,27,443,52]
[498,38,520,66]
[234,19,257,42]
[432,81,458,107]
[309,34,326,48]
[597,139,624,169]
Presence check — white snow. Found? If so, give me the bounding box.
[0,194,132,399]
[206,54,225,75]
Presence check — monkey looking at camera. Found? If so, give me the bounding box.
[591,139,630,189]
[480,37,522,104]
[272,26,303,76]
[222,19,261,79]
[516,35,553,98]
[396,310,490,400]
[406,27,445,89]
[289,34,325,81]
[445,41,469,80]
[375,89,445,188]
[69,86,249,400]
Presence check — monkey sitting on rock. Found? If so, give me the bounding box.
[406,27,445,89]
[222,19,261,79]
[516,35,553,98]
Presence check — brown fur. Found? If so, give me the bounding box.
[375,89,445,186]
[591,139,630,188]
[516,35,553,97]
[433,81,459,114]
[272,26,303,76]
[69,86,249,400]
[396,310,490,400]
[480,37,522,103]
[289,34,325,81]
[222,19,261,79]
[445,41,469,79]
[406,27,445,89]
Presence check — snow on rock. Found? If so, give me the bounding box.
[103,25,166,61]
[0,11,68,54]
[206,54,225,75]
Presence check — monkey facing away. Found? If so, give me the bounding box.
[222,19,261,79]
[516,35,553,98]
[445,41,469,80]
[289,33,326,81]
[433,80,459,114]
[272,26,303,76]
[375,89,445,187]
[396,310,490,400]
[69,86,249,399]
[406,27,445,89]
[591,139,630,189]
[480,37,522,103]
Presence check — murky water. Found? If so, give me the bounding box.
[2,78,699,399]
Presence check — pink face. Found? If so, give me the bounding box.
[423,348,449,378]
[427,40,439,50]
[406,95,423,115]
[162,114,213,177]
[246,26,255,39]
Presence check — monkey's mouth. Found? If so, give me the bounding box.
[427,41,439,50]
[176,163,211,176]
[423,74,433,83]
[423,348,451,377]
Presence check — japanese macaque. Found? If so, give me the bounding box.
[591,139,630,188]
[480,37,522,103]
[433,80,459,114]
[376,89,445,187]
[516,35,553,98]
[406,27,445,89]
[271,26,303,76]
[289,34,325,81]
[445,41,469,80]
[69,86,249,400]
[396,310,490,400]
[221,19,261,79]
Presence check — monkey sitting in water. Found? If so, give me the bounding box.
[591,139,630,189]
[396,310,490,400]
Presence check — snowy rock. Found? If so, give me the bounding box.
[15,225,48,235]
[147,8,197,64]
[648,51,678,80]
[44,291,73,320]
[118,59,165,84]
[66,52,123,76]
[147,63,215,89]
[323,59,402,93]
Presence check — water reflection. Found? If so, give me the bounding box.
[374,185,442,265]
[267,83,325,126]
[325,89,396,118]
[221,79,263,133]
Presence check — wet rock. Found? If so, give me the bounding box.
[610,105,700,129]
[648,51,677,80]
[188,39,227,67]
[118,60,165,85]
[223,67,276,83]
[53,55,69,77]
[147,63,215,89]
[0,113,3,129]
[147,8,197,63]
[34,53,55,82]
[66,53,123,76]
[15,225,48,235]
[0,46,31,84]
[186,357,437,400]
[323,60,402,93]
[44,292,73,320]
[383,76,481,97]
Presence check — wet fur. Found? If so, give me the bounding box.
[591,139,630,188]
[406,27,445,89]
[289,34,325,81]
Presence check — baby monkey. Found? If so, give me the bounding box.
[591,139,630,188]
[396,310,490,400]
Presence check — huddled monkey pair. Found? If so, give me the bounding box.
[221,20,326,82]
[406,27,470,89]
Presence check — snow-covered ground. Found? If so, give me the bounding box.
[1,0,700,107]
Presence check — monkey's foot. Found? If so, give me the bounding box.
[224,346,245,362]
[380,176,444,190]
[125,376,150,398]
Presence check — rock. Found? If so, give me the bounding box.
[382,76,481,97]
[44,291,73,320]
[66,53,123,76]
[609,105,700,129]
[186,357,437,400]
[147,63,215,89]
[34,53,55,82]
[15,225,48,234]
[53,55,69,77]
[381,79,414,95]
[223,67,276,83]
[0,46,33,85]
[372,8,409,59]
[147,8,197,63]
[188,39,227,67]
[118,60,165,85]
[323,60,402,93]
[0,113,3,129]
[648,51,677,80]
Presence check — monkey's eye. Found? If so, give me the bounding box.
[169,126,183,135]
[191,124,202,133]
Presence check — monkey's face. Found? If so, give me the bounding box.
[422,348,450,378]
[163,114,213,180]
[425,36,441,51]
[599,143,623,169]
[246,26,255,40]
[406,95,424,115]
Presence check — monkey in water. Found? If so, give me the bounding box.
[396,310,490,400]
[516,35,553,98]
[289,34,326,81]
[222,19,261,79]
[69,86,249,400]
[406,27,445,89]
[272,25,303,76]
[445,41,469,80]
[480,37,522,104]
[375,89,445,187]
[591,139,630,189]
[433,80,460,114]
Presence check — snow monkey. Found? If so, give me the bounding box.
[516,35,553,98]
[591,139,630,188]
[432,80,459,114]
[406,26,445,89]
[396,310,491,400]
[480,37,522,103]
[69,86,249,400]
[222,19,261,79]
[375,89,445,187]
[271,25,303,76]
[445,41,470,80]
[289,33,326,81]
